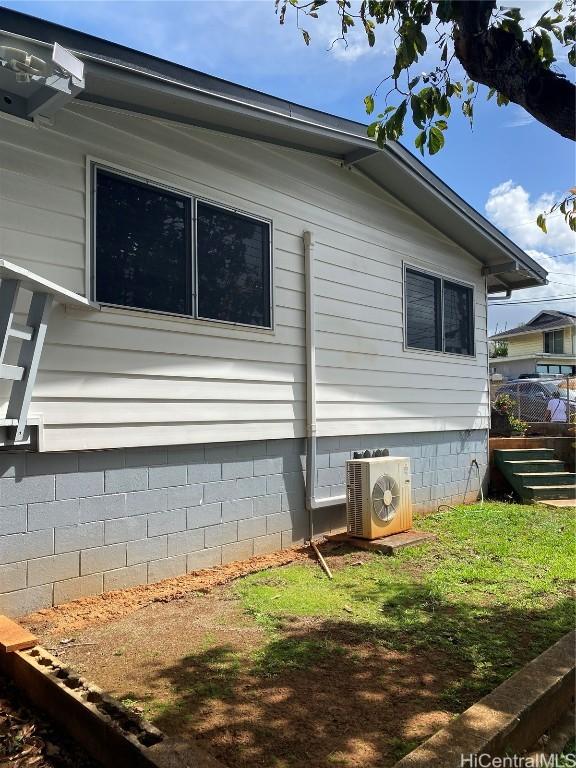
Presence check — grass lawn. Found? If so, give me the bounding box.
[49,502,575,768]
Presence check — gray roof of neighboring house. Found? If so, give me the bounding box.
[0,7,548,294]
[491,311,576,340]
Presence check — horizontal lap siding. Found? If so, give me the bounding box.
[0,103,488,450]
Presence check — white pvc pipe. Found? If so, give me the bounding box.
[303,231,346,540]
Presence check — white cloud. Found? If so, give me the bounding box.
[485,181,576,332]
[485,180,575,256]
[504,106,535,128]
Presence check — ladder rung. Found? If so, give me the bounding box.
[0,363,25,381]
[8,324,34,341]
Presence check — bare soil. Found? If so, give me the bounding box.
[22,547,310,636]
[23,548,464,768]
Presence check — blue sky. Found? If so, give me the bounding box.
[2,0,575,331]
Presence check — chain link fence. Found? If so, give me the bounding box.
[490,375,576,424]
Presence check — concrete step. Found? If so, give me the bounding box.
[501,460,566,474]
[515,472,576,487]
[494,448,556,463]
[523,485,576,501]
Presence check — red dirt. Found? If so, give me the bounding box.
[22,547,310,636]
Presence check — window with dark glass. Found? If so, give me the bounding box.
[196,201,271,328]
[405,269,442,351]
[405,268,474,355]
[443,280,474,355]
[544,329,564,354]
[92,167,273,328]
[95,168,191,314]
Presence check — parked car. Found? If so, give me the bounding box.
[497,380,576,422]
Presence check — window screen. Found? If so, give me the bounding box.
[405,269,442,351]
[443,280,474,355]
[196,202,271,328]
[95,169,191,314]
[544,330,564,354]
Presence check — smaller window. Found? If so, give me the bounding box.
[544,329,564,354]
[196,201,272,328]
[405,268,474,356]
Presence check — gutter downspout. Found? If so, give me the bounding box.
[304,231,346,542]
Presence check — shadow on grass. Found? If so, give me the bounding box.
[146,583,574,768]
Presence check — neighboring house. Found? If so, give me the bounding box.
[490,311,576,379]
[0,10,546,615]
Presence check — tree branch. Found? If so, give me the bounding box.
[453,0,576,140]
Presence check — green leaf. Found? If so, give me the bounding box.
[364,94,375,115]
[436,0,453,23]
[467,80,475,95]
[568,45,576,67]
[501,18,524,42]
[438,94,451,117]
[414,29,427,56]
[536,214,547,233]
[487,88,496,101]
[504,8,522,22]
[301,29,311,45]
[414,130,427,155]
[462,99,474,125]
[496,92,510,107]
[434,119,448,130]
[410,93,426,129]
[408,76,420,90]
[428,125,445,155]
[367,121,377,138]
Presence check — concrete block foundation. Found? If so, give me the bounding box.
[0,429,488,616]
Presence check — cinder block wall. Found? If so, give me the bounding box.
[0,429,487,616]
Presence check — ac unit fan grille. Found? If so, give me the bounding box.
[372,474,400,523]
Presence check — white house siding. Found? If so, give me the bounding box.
[0,103,488,452]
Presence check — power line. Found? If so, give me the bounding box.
[502,211,564,231]
[490,294,576,306]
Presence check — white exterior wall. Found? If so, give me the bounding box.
[0,103,489,452]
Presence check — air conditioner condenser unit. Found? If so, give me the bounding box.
[346,456,412,540]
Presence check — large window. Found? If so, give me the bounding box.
[92,166,272,328]
[405,267,474,356]
[544,329,564,354]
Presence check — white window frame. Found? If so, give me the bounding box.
[543,329,564,355]
[87,159,274,331]
[402,262,476,358]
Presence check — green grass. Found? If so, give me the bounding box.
[235,502,575,695]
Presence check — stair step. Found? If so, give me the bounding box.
[501,460,565,473]
[494,448,556,463]
[515,473,576,487]
[523,485,576,501]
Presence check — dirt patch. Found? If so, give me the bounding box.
[22,547,310,636]
[34,577,465,768]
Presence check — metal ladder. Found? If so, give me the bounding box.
[0,278,53,443]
